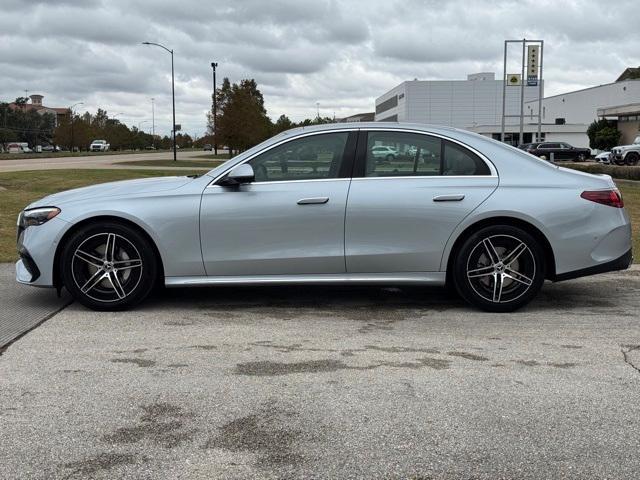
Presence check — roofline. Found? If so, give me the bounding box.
[526,78,639,104]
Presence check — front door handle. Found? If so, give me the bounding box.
[297,197,329,205]
[433,194,465,202]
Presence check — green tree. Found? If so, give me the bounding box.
[215,78,271,155]
[587,119,621,151]
[272,114,294,134]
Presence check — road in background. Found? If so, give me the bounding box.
[0,151,225,173]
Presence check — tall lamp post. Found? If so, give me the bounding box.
[151,98,155,149]
[69,102,83,153]
[142,41,177,161]
[210,62,218,155]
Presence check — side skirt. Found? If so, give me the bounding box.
[165,272,447,287]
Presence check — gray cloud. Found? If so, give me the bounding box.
[1,0,638,136]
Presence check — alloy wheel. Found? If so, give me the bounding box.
[71,232,143,303]
[466,234,536,304]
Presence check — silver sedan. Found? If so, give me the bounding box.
[16,123,632,312]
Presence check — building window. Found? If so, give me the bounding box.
[376,95,398,115]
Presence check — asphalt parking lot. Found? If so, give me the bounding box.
[1,266,640,479]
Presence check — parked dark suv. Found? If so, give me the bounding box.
[527,142,590,162]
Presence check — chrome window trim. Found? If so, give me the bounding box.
[206,126,498,188]
[206,128,359,188]
[208,178,351,188]
[361,127,498,177]
[350,175,497,181]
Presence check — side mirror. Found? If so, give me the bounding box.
[218,164,255,186]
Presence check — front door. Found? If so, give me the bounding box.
[345,130,499,273]
[200,131,356,276]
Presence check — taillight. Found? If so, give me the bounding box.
[580,190,624,208]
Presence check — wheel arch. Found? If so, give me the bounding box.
[53,215,165,290]
[444,216,557,284]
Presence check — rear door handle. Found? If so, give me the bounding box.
[433,194,465,202]
[297,197,329,205]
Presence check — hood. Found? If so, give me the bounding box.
[28,175,195,209]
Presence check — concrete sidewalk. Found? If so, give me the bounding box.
[1,268,639,479]
[0,263,71,349]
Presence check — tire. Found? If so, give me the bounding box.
[576,153,586,162]
[452,225,546,312]
[385,154,394,162]
[61,222,158,311]
[625,152,639,166]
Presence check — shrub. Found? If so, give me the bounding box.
[563,163,640,181]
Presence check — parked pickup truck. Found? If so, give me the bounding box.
[611,135,640,166]
[89,139,110,152]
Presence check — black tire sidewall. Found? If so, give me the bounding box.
[61,222,157,311]
[453,225,546,312]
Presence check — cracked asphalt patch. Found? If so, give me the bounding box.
[1,268,640,479]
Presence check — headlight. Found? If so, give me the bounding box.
[18,207,61,227]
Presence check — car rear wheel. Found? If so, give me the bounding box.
[61,222,157,311]
[576,153,586,162]
[452,225,545,312]
[626,152,639,166]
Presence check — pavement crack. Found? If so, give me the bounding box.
[0,298,73,357]
[621,345,640,375]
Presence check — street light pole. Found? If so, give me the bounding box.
[69,102,83,153]
[210,62,218,155]
[151,98,155,149]
[142,41,177,161]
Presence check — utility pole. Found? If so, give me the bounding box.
[69,102,83,153]
[211,62,218,155]
[316,102,320,120]
[142,42,177,161]
[151,97,155,149]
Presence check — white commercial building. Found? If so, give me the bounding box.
[375,72,544,145]
[376,68,640,149]
[524,74,640,145]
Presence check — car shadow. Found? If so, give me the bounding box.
[145,284,465,311]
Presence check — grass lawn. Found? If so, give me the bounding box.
[192,153,233,160]
[0,170,638,264]
[115,159,227,169]
[0,169,202,262]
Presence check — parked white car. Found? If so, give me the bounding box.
[370,145,398,161]
[611,135,640,166]
[90,140,110,152]
[594,151,612,164]
[6,142,31,153]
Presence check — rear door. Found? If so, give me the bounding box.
[345,129,498,273]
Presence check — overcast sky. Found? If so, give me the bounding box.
[1,0,638,137]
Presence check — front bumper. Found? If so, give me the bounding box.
[15,216,70,287]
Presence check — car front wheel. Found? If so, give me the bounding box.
[626,152,639,166]
[453,225,545,312]
[61,222,157,311]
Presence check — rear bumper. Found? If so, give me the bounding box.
[553,248,632,281]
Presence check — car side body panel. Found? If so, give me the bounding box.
[16,122,632,295]
[200,180,351,275]
[346,176,498,272]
